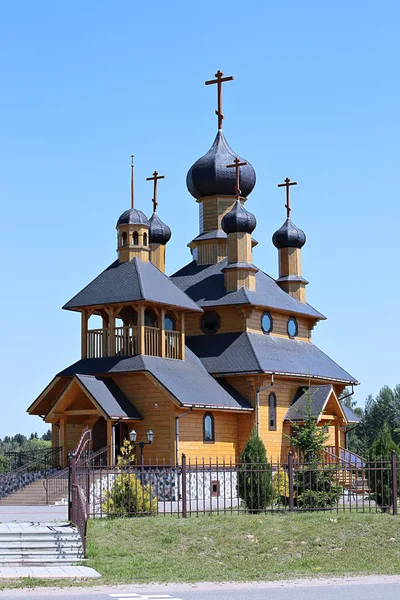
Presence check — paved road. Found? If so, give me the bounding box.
[1,577,400,600]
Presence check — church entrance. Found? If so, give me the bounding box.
[113,422,130,462]
[92,417,108,453]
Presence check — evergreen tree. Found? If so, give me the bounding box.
[369,422,399,511]
[238,428,272,513]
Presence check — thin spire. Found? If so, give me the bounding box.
[205,69,234,130]
[130,155,135,208]
[146,170,165,213]
[277,177,298,219]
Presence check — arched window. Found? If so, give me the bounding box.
[132,231,139,245]
[164,313,176,331]
[268,392,277,431]
[121,232,127,247]
[203,412,215,442]
[143,232,148,246]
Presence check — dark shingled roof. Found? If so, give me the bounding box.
[63,257,202,312]
[284,385,333,421]
[76,374,142,419]
[58,348,253,411]
[186,131,256,200]
[149,212,171,245]
[185,332,358,384]
[171,259,325,319]
[341,403,362,423]
[221,200,256,234]
[117,208,150,227]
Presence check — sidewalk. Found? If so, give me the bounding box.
[0,566,100,578]
[0,505,68,523]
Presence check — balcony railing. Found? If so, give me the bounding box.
[87,326,181,360]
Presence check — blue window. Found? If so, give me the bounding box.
[287,316,298,338]
[261,311,273,334]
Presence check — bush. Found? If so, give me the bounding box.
[294,463,342,509]
[238,429,272,513]
[369,422,399,511]
[102,472,158,517]
[272,470,289,505]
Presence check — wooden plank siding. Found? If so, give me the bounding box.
[247,310,312,341]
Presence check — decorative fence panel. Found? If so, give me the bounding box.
[69,451,400,523]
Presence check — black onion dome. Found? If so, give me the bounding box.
[221,200,256,234]
[116,208,150,227]
[186,131,256,199]
[149,212,172,245]
[272,218,306,249]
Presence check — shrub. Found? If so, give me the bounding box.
[102,472,158,517]
[369,422,399,511]
[272,470,289,505]
[238,428,272,513]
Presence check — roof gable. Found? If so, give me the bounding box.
[63,258,202,312]
[171,259,325,320]
[284,385,346,422]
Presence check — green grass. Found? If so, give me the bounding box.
[85,512,400,584]
[1,512,399,589]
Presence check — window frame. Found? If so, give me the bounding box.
[287,316,298,338]
[268,392,277,431]
[261,311,273,334]
[203,412,215,443]
[200,310,221,335]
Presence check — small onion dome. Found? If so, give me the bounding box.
[221,200,256,235]
[272,218,306,249]
[149,212,171,245]
[186,131,256,200]
[116,208,150,227]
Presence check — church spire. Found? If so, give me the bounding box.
[273,178,308,303]
[147,170,171,273]
[130,155,135,208]
[205,69,234,131]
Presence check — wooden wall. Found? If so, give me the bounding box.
[246,310,312,341]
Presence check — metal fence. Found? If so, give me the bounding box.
[69,451,400,522]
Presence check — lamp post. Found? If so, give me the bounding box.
[129,429,154,464]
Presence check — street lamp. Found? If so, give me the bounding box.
[129,429,154,463]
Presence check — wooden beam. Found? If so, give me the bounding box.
[180,312,185,361]
[138,304,145,355]
[107,420,113,465]
[81,309,88,359]
[64,409,99,416]
[109,306,116,356]
[160,307,166,358]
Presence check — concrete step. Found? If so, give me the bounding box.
[0,558,85,566]
[0,542,82,550]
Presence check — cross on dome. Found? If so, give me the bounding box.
[146,170,165,213]
[227,157,248,200]
[205,69,234,130]
[277,177,298,218]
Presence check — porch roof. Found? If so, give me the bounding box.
[76,375,142,419]
[284,385,346,422]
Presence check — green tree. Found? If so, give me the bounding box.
[287,388,341,509]
[238,428,272,513]
[369,422,399,511]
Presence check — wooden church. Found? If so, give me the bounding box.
[28,71,360,467]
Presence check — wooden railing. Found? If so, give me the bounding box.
[144,326,159,356]
[87,328,110,359]
[87,325,182,360]
[115,326,138,357]
[165,330,180,359]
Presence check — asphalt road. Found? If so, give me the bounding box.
[1,578,400,600]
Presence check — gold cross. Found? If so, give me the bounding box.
[277,177,298,218]
[226,157,248,200]
[146,170,165,212]
[205,69,234,130]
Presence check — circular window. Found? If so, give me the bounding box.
[287,316,298,338]
[200,310,220,335]
[261,311,273,334]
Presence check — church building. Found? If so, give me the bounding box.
[28,71,359,467]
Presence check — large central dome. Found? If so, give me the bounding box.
[186,131,256,200]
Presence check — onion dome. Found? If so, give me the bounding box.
[272,218,306,249]
[116,208,150,227]
[149,212,172,245]
[222,200,256,234]
[186,131,256,199]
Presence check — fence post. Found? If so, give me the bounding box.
[392,450,398,516]
[181,453,187,518]
[68,453,76,523]
[288,452,294,512]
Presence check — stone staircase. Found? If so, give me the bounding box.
[0,523,84,566]
[0,478,67,506]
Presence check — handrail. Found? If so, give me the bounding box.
[324,446,365,470]
[1,447,62,474]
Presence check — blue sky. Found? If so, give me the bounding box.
[0,1,398,437]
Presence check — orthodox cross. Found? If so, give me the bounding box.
[130,155,135,208]
[226,157,248,200]
[146,170,165,212]
[205,69,234,130]
[277,177,298,218]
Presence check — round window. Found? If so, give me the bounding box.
[261,312,273,334]
[200,310,220,335]
[287,316,298,338]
